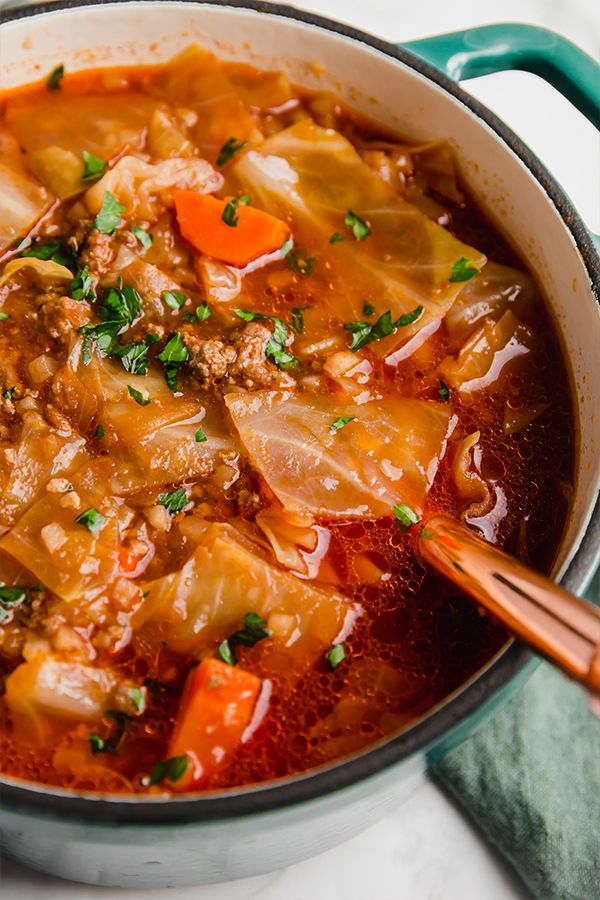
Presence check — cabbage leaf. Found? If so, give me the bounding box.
[225,389,451,517]
[233,120,486,357]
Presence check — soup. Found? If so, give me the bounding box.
[0,47,573,794]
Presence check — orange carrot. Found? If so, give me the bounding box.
[174,190,290,268]
[166,657,262,789]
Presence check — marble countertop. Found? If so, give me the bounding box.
[0,1,598,898]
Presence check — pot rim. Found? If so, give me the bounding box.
[1,0,599,826]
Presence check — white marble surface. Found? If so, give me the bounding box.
[1,1,598,898]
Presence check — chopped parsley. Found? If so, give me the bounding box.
[163,290,187,312]
[218,612,270,666]
[78,281,141,361]
[0,585,27,608]
[88,710,130,756]
[127,385,151,405]
[158,488,189,515]
[130,686,145,714]
[75,507,106,534]
[70,266,95,302]
[362,301,375,317]
[114,341,149,376]
[88,733,107,755]
[285,248,314,277]
[290,306,308,334]
[216,137,248,167]
[449,257,479,283]
[93,424,105,439]
[46,63,64,91]
[344,210,370,241]
[195,426,207,443]
[330,416,355,433]
[326,643,346,669]
[233,309,298,369]
[2,387,15,400]
[157,332,188,392]
[145,333,160,346]
[196,302,211,321]
[81,150,107,183]
[221,194,250,227]
[344,306,424,352]
[438,379,450,402]
[393,503,420,531]
[0,312,9,321]
[132,225,153,250]
[21,239,75,271]
[93,191,125,234]
[149,755,189,785]
[330,232,345,244]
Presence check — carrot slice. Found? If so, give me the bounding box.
[174,190,290,268]
[166,657,262,789]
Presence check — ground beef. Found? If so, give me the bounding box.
[183,334,237,387]
[38,294,92,341]
[183,323,295,390]
[229,322,295,390]
[79,231,116,277]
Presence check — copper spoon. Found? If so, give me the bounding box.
[417,516,600,710]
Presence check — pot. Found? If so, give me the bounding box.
[0,1,599,888]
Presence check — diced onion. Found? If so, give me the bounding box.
[28,354,59,384]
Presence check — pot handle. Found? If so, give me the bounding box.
[400,23,600,248]
[400,23,600,130]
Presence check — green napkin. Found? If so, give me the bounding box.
[434,572,600,900]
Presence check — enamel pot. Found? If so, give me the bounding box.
[0,1,599,888]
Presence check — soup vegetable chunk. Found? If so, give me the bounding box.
[0,47,574,794]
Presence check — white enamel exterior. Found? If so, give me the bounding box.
[0,3,598,887]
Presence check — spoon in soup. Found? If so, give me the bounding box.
[416,515,600,712]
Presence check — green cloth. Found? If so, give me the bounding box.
[434,572,600,900]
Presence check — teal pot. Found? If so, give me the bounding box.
[1,1,599,888]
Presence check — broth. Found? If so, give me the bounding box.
[0,47,573,793]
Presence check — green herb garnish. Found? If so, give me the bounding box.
[149,755,189,785]
[218,612,270,666]
[195,426,207,443]
[157,332,188,392]
[81,150,107,183]
[0,586,27,608]
[393,503,420,531]
[132,225,153,250]
[21,239,75,271]
[130,687,144,714]
[330,416,355,433]
[93,424,105,439]
[145,333,160,346]
[75,507,106,534]
[344,210,370,241]
[163,290,187,312]
[2,387,15,400]
[326,643,346,669]
[362,301,375,317]
[46,63,64,91]
[127,385,151,405]
[438,379,450,402]
[329,232,345,244]
[290,306,308,334]
[88,733,107,755]
[70,265,95,302]
[344,306,424,352]
[158,488,188,515]
[78,281,142,361]
[93,191,125,234]
[233,309,298,369]
[286,248,314,276]
[221,194,250,227]
[0,312,9,321]
[449,257,479,283]
[114,341,149,376]
[196,302,211,321]
[216,137,248,167]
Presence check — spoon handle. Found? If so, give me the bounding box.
[418,515,600,699]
